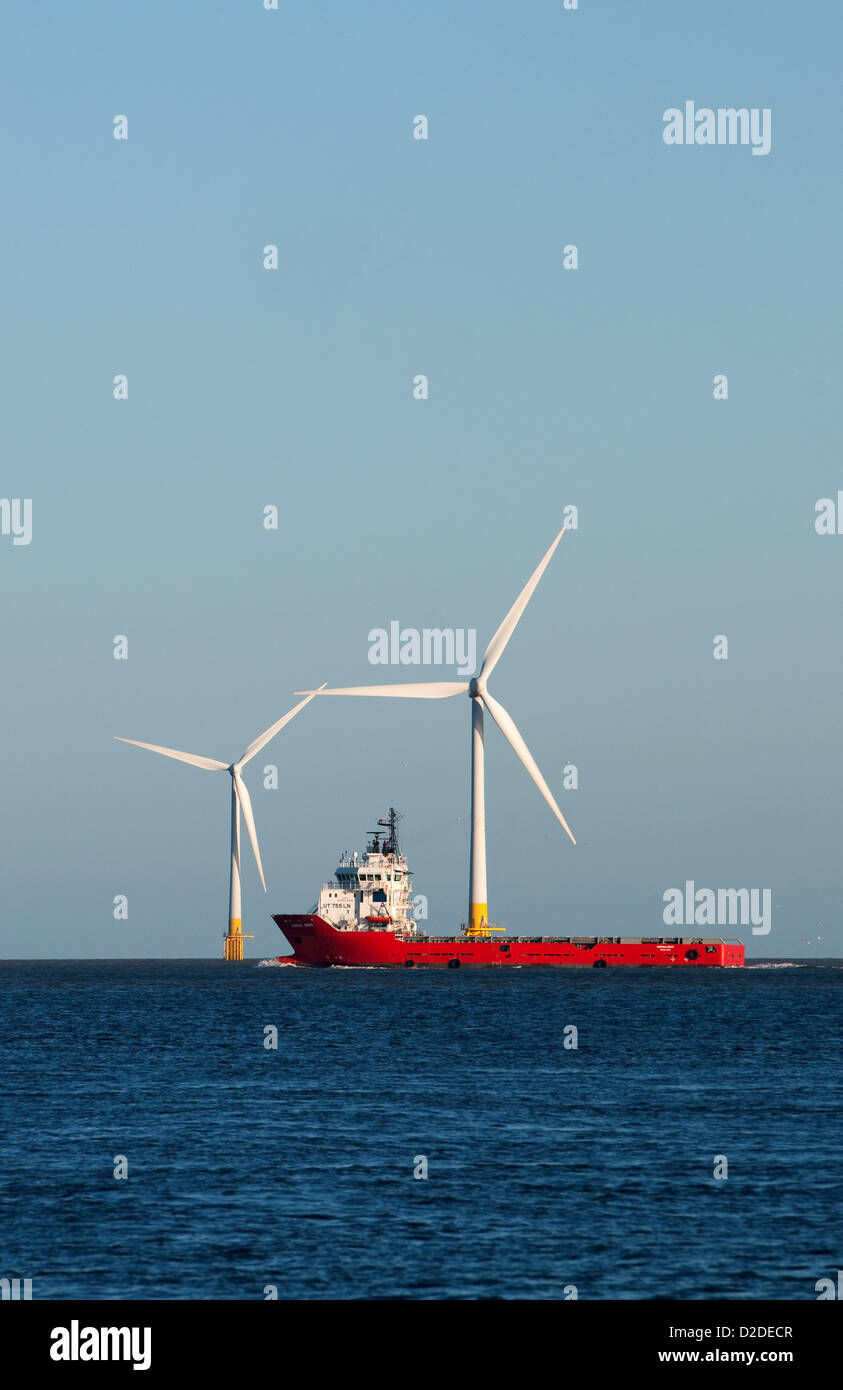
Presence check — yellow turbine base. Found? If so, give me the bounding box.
[222,920,253,962]
[463,905,507,938]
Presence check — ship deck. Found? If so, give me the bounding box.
[395,935,740,945]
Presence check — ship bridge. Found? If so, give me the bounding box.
[316,809,423,936]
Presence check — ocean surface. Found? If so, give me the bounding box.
[1,959,840,1301]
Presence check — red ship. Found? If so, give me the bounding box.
[274,810,745,969]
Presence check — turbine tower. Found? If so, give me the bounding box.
[115,689,324,959]
[298,528,574,933]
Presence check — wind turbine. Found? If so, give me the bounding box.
[297,527,574,934]
[115,688,325,959]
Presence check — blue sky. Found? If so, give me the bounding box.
[1,1,841,958]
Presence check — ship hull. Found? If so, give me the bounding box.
[272,914,745,968]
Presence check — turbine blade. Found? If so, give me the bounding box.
[480,526,566,681]
[233,771,266,892]
[114,738,227,772]
[239,685,328,766]
[294,682,468,698]
[481,691,576,845]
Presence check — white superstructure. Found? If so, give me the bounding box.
[315,810,425,937]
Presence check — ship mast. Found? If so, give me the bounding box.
[377,807,402,857]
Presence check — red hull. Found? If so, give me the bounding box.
[272,914,745,968]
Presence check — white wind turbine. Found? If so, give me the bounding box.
[115,688,325,959]
[297,528,574,933]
